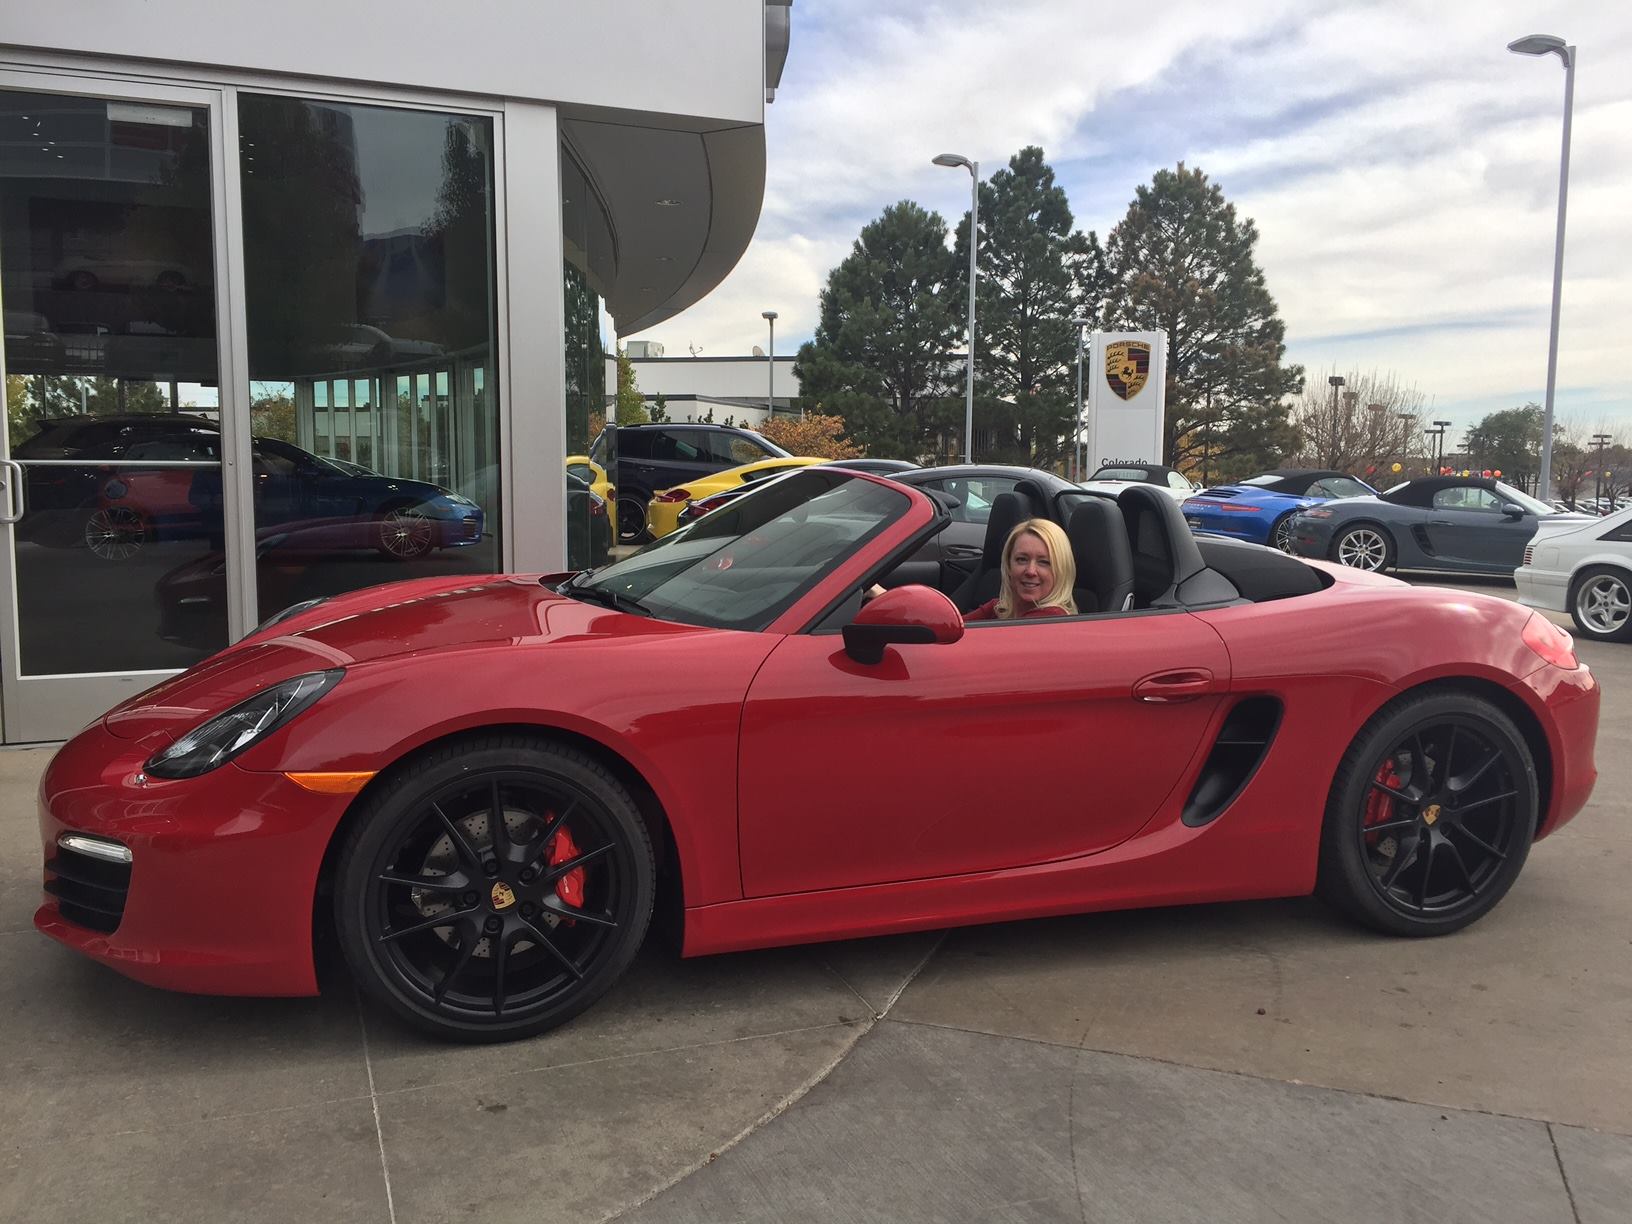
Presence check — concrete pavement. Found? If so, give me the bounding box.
[2,583,1628,1223]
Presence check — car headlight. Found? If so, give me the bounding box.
[254,596,329,634]
[144,670,344,779]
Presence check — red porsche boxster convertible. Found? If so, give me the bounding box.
[36,468,1599,1042]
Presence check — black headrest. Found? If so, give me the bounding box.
[1068,498,1135,613]
[1118,484,1214,606]
[981,492,1027,570]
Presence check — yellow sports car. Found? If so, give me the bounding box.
[567,455,616,538]
[645,456,823,539]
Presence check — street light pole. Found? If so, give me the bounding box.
[1328,375,1346,467]
[934,153,979,464]
[761,310,779,419]
[1395,413,1415,470]
[1591,432,1611,511]
[1432,418,1453,474]
[1508,32,1577,500]
[1072,316,1091,480]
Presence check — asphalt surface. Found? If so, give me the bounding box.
[2,575,1627,1223]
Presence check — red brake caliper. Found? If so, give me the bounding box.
[548,821,586,915]
[1363,760,1403,844]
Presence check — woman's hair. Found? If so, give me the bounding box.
[995,518,1077,618]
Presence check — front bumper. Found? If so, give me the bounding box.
[1290,516,1336,558]
[34,720,352,996]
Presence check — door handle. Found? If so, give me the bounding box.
[1133,669,1215,703]
[0,459,24,524]
[945,544,983,559]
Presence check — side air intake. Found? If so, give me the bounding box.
[1181,696,1283,827]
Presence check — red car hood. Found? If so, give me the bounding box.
[103,574,695,743]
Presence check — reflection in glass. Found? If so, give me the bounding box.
[1,90,226,673]
[238,95,499,624]
[562,151,613,569]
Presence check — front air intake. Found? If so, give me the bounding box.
[44,845,132,934]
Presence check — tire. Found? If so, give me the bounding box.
[1316,690,1537,937]
[1269,512,1298,554]
[83,507,146,561]
[1331,523,1394,572]
[1568,566,1632,643]
[616,494,650,546]
[335,735,656,1042]
[376,504,435,560]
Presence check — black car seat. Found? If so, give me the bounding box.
[1119,484,1239,607]
[950,491,1027,612]
[1067,499,1135,613]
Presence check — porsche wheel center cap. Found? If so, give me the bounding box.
[490,881,517,910]
[1422,804,1441,827]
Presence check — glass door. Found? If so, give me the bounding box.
[0,73,238,741]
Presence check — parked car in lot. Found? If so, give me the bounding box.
[14,414,483,561]
[567,454,616,540]
[1183,469,1376,552]
[36,465,1598,1042]
[646,456,822,539]
[1516,503,1632,642]
[670,457,920,530]
[1081,463,1198,502]
[590,422,788,545]
[1290,475,1588,575]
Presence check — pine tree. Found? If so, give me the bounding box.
[1100,164,1302,477]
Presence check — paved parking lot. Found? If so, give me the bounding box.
[3,577,1628,1223]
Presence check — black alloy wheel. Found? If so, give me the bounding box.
[616,494,650,546]
[336,736,655,1042]
[1317,691,1537,936]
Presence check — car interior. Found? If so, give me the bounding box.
[860,481,1328,624]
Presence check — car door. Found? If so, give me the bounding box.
[737,610,1232,896]
[1424,487,1532,569]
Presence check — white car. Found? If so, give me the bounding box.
[1515,504,1632,642]
[1080,463,1197,503]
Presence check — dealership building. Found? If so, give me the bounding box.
[0,1,790,742]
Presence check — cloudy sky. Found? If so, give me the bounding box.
[629,0,1632,444]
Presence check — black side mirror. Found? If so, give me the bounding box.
[1501,503,1526,520]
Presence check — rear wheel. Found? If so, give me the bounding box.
[1316,691,1536,936]
[1332,524,1394,572]
[84,507,146,561]
[335,736,655,1042]
[616,494,650,546]
[1269,512,1298,553]
[1569,566,1632,643]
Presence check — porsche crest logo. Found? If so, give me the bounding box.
[490,881,517,910]
[1422,804,1440,827]
[1105,341,1152,401]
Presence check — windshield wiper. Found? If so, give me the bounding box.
[560,583,651,616]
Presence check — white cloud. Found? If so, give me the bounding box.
[634,0,1632,440]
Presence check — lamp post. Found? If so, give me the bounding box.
[1071,316,1091,480]
[1591,432,1611,511]
[1508,32,1576,500]
[1327,375,1346,466]
[760,310,779,419]
[1395,413,1416,470]
[934,152,979,464]
[1431,418,1453,473]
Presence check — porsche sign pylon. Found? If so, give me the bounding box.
[1085,331,1166,469]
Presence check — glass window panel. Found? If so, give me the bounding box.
[239,96,498,618]
[563,150,612,563]
[1,90,227,672]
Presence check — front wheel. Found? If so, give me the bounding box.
[335,736,656,1042]
[376,505,435,560]
[1569,566,1632,643]
[84,507,146,561]
[1316,690,1537,937]
[1332,523,1394,572]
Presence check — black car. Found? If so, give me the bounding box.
[591,422,788,544]
[822,457,919,475]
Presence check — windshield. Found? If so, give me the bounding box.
[1493,482,1557,516]
[1090,467,1150,482]
[569,469,910,631]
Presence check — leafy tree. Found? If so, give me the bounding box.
[650,392,669,423]
[250,387,298,442]
[613,347,650,426]
[950,147,1107,465]
[1465,403,1543,486]
[794,201,962,459]
[758,413,864,459]
[1099,163,1302,473]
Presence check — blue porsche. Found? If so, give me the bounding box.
[1182,469,1376,552]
